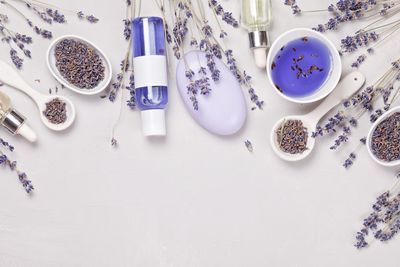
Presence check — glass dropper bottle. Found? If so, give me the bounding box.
[0,91,37,142]
[241,0,272,69]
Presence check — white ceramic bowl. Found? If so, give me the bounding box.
[46,35,112,96]
[266,28,342,104]
[366,106,400,167]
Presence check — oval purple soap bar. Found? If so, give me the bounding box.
[176,51,247,136]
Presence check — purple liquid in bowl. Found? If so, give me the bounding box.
[271,36,332,98]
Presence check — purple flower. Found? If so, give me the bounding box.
[111,138,118,147]
[126,74,136,109]
[209,0,239,27]
[355,178,400,249]
[0,138,14,151]
[77,11,99,23]
[18,172,34,194]
[343,152,356,168]
[284,0,302,14]
[0,154,7,164]
[244,140,253,152]
[10,49,23,69]
[123,19,132,40]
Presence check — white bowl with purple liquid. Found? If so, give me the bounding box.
[266,28,341,104]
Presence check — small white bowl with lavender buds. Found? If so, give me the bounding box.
[367,106,400,167]
[46,35,112,96]
[271,72,365,162]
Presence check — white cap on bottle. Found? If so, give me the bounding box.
[141,109,166,136]
[253,47,268,69]
[17,123,37,143]
[248,31,270,69]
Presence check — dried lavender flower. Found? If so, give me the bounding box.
[244,140,254,152]
[371,112,400,162]
[0,141,33,194]
[0,0,98,69]
[277,120,308,154]
[54,39,105,89]
[355,176,400,249]
[43,98,67,124]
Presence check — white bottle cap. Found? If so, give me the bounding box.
[253,47,268,69]
[17,123,37,143]
[141,109,166,136]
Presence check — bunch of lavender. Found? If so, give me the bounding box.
[107,0,139,147]
[154,0,264,111]
[313,59,400,168]
[284,0,400,31]
[341,18,400,68]
[355,173,400,249]
[283,1,400,69]
[0,0,98,69]
[0,137,33,194]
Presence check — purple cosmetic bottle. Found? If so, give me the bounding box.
[133,17,168,136]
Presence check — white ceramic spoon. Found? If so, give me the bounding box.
[270,72,366,162]
[366,106,400,167]
[0,60,76,131]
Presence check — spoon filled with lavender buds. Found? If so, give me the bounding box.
[0,60,76,131]
[367,107,400,167]
[271,72,365,162]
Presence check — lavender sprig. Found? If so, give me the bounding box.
[77,11,99,23]
[0,140,33,194]
[355,174,400,249]
[108,0,137,146]
[208,0,239,28]
[0,0,98,68]
[284,0,301,15]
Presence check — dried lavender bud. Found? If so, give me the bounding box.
[371,112,400,162]
[0,137,14,151]
[10,48,23,69]
[54,39,105,89]
[284,0,301,14]
[244,140,253,152]
[43,98,67,124]
[18,171,34,194]
[277,119,308,154]
[77,11,99,23]
[111,138,118,147]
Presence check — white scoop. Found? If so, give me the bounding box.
[270,72,366,162]
[0,60,76,131]
[366,106,400,167]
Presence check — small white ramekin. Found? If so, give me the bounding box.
[266,28,342,104]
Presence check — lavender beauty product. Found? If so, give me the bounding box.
[133,17,168,136]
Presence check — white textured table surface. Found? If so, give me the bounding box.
[1,0,399,266]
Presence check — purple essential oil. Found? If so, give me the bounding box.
[271,36,332,97]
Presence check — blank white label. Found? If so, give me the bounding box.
[133,55,168,88]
